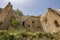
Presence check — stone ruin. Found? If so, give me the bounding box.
[40,8,60,33]
[0,2,43,32]
[0,2,60,33]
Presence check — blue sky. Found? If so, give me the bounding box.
[0,0,60,16]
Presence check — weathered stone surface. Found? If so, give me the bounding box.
[0,2,13,29]
[0,2,60,33]
[0,2,43,32]
[0,8,3,13]
[0,2,12,22]
[40,8,60,33]
[12,15,43,32]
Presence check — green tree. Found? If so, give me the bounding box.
[15,9,23,16]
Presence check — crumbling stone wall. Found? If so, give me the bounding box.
[27,16,43,32]
[1,2,60,33]
[40,8,60,33]
[16,16,43,32]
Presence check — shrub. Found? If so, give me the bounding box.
[15,9,23,16]
[11,19,20,27]
[43,33,54,39]
[38,32,44,38]
[0,31,10,40]
[0,30,57,40]
[19,30,29,38]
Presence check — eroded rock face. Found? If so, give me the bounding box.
[0,8,3,13]
[0,2,13,30]
[0,2,60,33]
[0,2,43,32]
[0,2,12,22]
[12,15,43,32]
[40,8,60,33]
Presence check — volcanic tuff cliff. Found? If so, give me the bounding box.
[0,2,60,33]
[0,2,43,32]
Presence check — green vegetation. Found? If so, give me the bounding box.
[0,30,58,40]
[11,19,20,27]
[15,9,23,16]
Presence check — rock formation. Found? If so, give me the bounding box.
[0,2,60,33]
[40,8,60,33]
[0,2,13,29]
[0,2,43,32]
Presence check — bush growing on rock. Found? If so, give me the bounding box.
[11,19,20,27]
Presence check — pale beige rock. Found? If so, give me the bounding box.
[40,8,60,33]
[0,2,13,29]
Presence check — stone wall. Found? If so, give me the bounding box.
[0,2,60,33]
[13,15,43,32]
[40,8,60,33]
